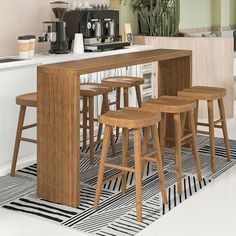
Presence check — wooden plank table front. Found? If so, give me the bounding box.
[37,48,192,207]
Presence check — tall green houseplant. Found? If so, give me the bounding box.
[122,0,180,36]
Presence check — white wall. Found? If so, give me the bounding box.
[0,0,111,57]
[0,0,53,57]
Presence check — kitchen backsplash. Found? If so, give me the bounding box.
[0,0,111,57]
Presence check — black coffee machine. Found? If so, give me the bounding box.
[64,9,130,51]
[44,1,69,54]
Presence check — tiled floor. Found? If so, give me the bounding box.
[0,103,236,236]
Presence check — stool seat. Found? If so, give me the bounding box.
[80,83,112,97]
[16,93,37,107]
[99,107,161,129]
[143,96,196,113]
[102,76,144,88]
[178,86,226,100]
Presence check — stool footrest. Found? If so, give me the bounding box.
[104,163,135,173]
[142,156,157,163]
[197,130,210,135]
[109,101,117,106]
[102,172,124,185]
[22,123,37,130]
[181,133,193,142]
[20,137,37,144]
[142,151,157,160]
[214,119,223,125]
[197,119,223,128]
[80,125,89,129]
[127,152,134,158]
[163,147,176,153]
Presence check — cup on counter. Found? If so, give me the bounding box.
[28,35,36,58]
[72,33,84,53]
[18,35,36,59]
[18,36,30,59]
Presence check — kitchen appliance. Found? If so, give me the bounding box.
[44,1,69,54]
[64,9,130,51]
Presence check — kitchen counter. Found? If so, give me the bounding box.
[0,45,151,70]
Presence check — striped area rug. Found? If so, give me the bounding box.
[1,136,236,236]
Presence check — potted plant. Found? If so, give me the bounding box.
[121,0,180,36]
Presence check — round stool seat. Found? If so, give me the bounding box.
[178,86,226,100]
[80,83,112,97]
[99,107,161,129]
[143,96,196,113]
[102,76,144,88]
[16,92,37,107]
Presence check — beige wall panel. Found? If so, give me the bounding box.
[134,36,234,118]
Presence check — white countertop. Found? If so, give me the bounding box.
[0,45,152,71]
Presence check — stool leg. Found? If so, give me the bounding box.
[94,126,112,210]
[195,100,199,131]
[97,95,106,144]
[141,127,150,178]
[180,113,187,137]
[121,128,129,194]
[173,113,182,195]
[10,106,26,176]
[160,113,166,158]
[189,110,202,181]
[104,94,116,155]
[142,127,150,155]
[207,100,216,172]
[135,85,142,108]
[116,88,121,138]
[133,129,142,222]
[218,99,231,162]
[151,125,167,204]
[123,88,129,107]
[89,97,94,164]
[83,97,88,150]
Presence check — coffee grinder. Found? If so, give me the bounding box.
[44,1,69,54]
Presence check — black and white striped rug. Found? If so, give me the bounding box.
[1,136,236,236]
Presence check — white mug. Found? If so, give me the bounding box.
[73,33,84,53]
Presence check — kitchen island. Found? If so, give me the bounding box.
[37,48,192,207]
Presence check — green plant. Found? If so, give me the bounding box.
[121,0,180,36]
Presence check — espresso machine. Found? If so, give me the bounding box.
[64,9,130,51]
[44,1,69,54]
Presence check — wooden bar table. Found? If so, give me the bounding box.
[37,48,192,207]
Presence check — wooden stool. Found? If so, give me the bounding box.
[102,76,144,137]
[80,83,116,164]
[10,93,37,176]
[143,96,202,195]
[178,86,231,171]
[94,107,167,222]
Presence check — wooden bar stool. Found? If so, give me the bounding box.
[10,93,37,176]
[143,96,202,195]
[101,76,144,137]
[80,83,116,164]
[94,107,167,222]
[178,86,231,171]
